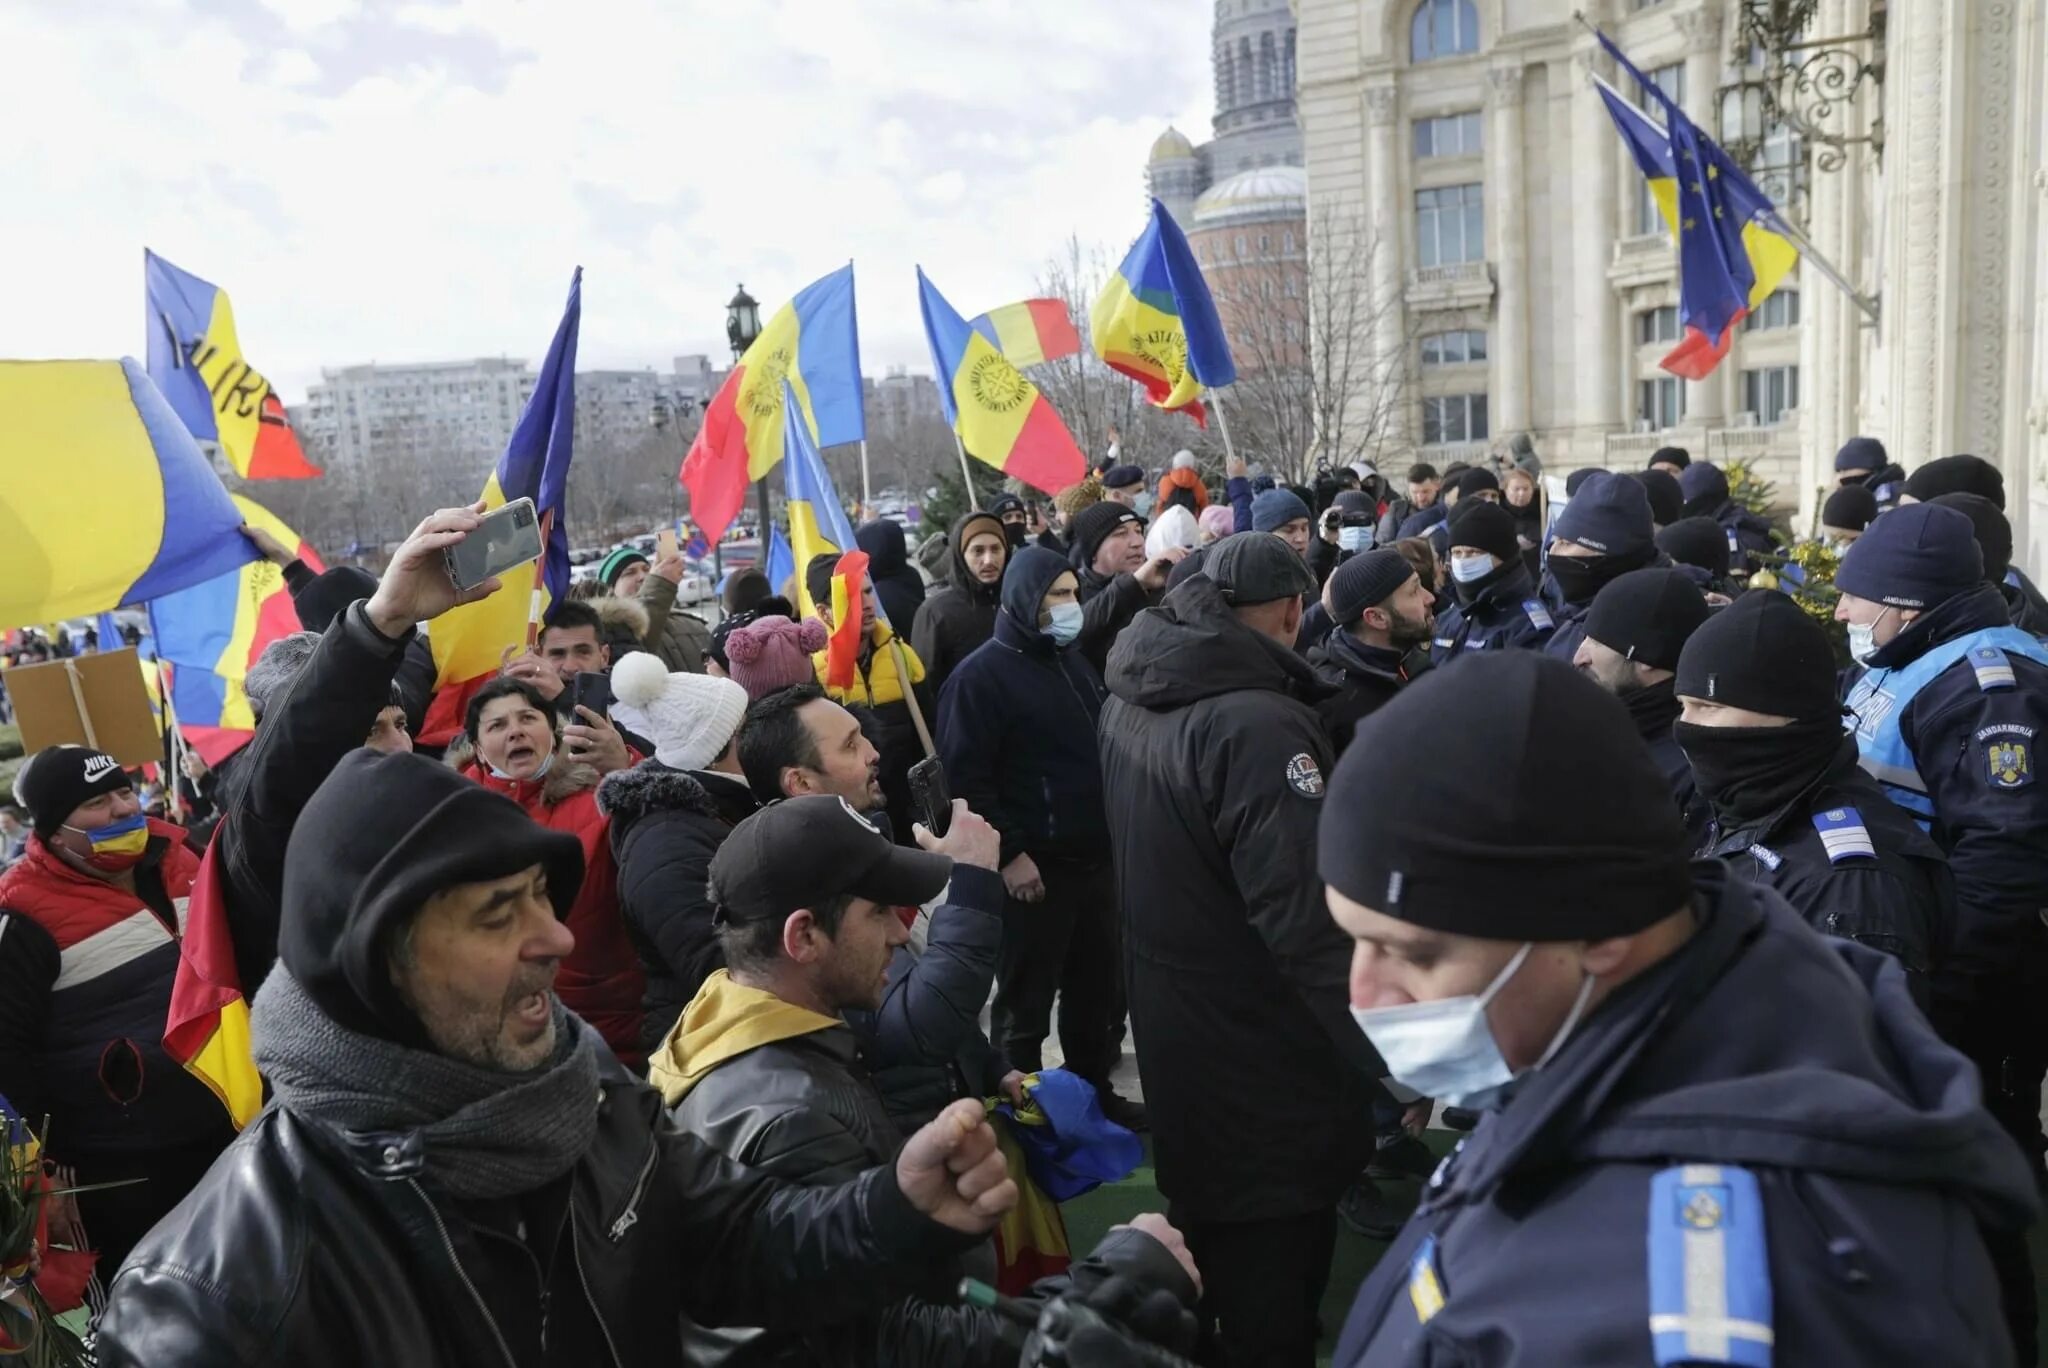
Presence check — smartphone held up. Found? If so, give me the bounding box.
[446,497,544,592]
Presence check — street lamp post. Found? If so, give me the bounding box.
[727,285,773,560]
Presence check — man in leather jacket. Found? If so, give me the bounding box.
[95,750,1028,1358]
[653,793,1197,1365]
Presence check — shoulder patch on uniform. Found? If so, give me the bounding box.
[1725,528,1742,554]
[1433,636,1455,651]
[1984,736,2033,789]
[1648,1165,1773,1366]
[1285,752,1325,798]
[1522,598,1554,631]
[1811,807,1875,863]
[1746,843,1783,872]
[1408,1232,1446,1325]
[1971,645,2016,692]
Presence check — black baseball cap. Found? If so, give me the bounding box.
[710,795,952,925]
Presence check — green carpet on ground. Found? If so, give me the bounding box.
[1064,1135,2048,1367]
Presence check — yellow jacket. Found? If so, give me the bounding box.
[647,970,841,1106]
[811,619,926,709]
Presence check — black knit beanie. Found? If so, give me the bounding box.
[1674,589,1840,722]
[1327,549,1416,626]
[1553,472,1655,559]
[1903,455,2005,511]
[1820,484,1879,534]
[1678,463,1731,518]
[1449,467,1501,503]
[1655,516,1731,579]
[1835,435,1888,474]
[1627,469,1684,527]
[1070,501,1143,567]
[1565,467,1610,497]
[292,565,379,634]
[1584,568,1710,671]
[1446,501,1520,565]
[1835,501,1984,610]
[1649,446,1691,470]
[1930,493,2013,584]
[1320,652,1692,939]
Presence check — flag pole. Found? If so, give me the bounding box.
[858,439,874,510]
[951,431,982,511]
[1211,388,1242,469]
[1577,48,1880,328]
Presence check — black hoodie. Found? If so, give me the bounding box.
[910,511,1006,700]
[1336,864,2035,1367]
[854,518,926,636]
[1099,576,1376,1221]
[936,545,1109,865]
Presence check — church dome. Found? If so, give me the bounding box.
[1192,164,1306,225]
[1148,126,1197,164]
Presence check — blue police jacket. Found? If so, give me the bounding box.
[1429,562,1553,664]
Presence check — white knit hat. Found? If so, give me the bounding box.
[1171,449,1197,471]
[608,652,750,771]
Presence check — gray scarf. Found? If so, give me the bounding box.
[252,968,602,1200]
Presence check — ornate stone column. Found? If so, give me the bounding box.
[1365,82,1410,448]
[1487,64,1530,434]
[1674,5,1726,425]
[1572,42,1622,438]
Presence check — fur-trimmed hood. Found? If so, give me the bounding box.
[595,763,724,825]
[595,594,650,640]
[444,733,599,807]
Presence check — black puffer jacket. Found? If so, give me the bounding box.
[597,763,758,1056]
[911,511,1006,701]
[1309,629,1427,757]
[1072,562,1154,676]
[1100,577,1378,1222]
[857,518,928,636]
[96,1055,982,1368]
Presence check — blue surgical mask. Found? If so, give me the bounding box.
[1046,601,1084,646]
[1338,525,1371,553]
[1349,944,1594,1110]
[1449,553,1496,584]
[1133,492,1157,519]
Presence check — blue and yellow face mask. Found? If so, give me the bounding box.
[63,812,149,870]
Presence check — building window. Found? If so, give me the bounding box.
[1744,289,1800,331]
[1259,232,1270,252]
[1283,229,1296,252]
[1235,234,1247,257]
[1420,329,1487,365]
[1416,183,1484,266]
[1411,0,1479,63]
[1634,178,1670,237]
[1637,62,1685,123]
[1638,376,1685,430]
[1413,110,1483,158]
[1636,306,1680,345]
[1284,277,1300,298]
[1422,393,1489,444]
[1259,31,1277,99]
[1742,365,1800,424]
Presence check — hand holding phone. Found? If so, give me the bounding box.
[446,497,543,592]
[907,755,950,837]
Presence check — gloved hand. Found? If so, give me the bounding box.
[1021,1274,1201,1367]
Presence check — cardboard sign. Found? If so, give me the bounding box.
[3,648,162,768]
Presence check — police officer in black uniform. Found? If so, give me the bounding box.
[1319,652,2034,1367]
[1571,567,1711,847]
[1310,548,1436,757]
[1835,501,2048,1360]
[1429,503,1553,663]
[1539,472,1662,663]
[1674,590,1950,1001]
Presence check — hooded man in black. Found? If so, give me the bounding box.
[1655,514,1739,598]
[1323,652,2034,1368]
[854,517,927,635]
[1834,434,1907,511]
[910,510,1008,700]
[1674,589,1950,998]
[1678,461,1775,579]
[1573,567,1712,847]
[936,545,1141,1128]
[96,751,1026,1367]
[1101,533,1378,1368]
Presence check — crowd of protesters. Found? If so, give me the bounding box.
[3,434,2046,1366]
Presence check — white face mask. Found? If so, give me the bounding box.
[1449,554,1496,584]
[1045,600,1083,646]
[1847,606,1889,666]
[1339,525,1371,553]
[1350,943,1595,1110]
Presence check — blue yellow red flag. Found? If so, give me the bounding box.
[683,266,865,542]
[824,549,870,692]
[420,269,582,745]
[163,838,264,1128]
[1091,199,1237,426]
[782,381,860,619]
[968,298,1082,368]
[1592,33,1799,379]
[147,495,322,764]
[0,358,257,631]
[145,250,321,479]
[918,269,1085,496]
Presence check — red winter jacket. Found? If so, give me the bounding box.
[456,750,647,1067]
[0,821,232,1157]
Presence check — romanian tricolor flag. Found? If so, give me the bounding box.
[917,269,1085,495]
[147,495,323,765]
[420,269,582,746]
[145,250,322,480]
[1593,33,1799,379]
[682,266,865,542]
[1091,199,1237,427]
[823,549,870,692]
[0,358,258,632]
[968,298,1082,368]
[163,837,264,1129]
[782,381,861,620]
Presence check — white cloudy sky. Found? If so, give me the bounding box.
[0,0,1213,402]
